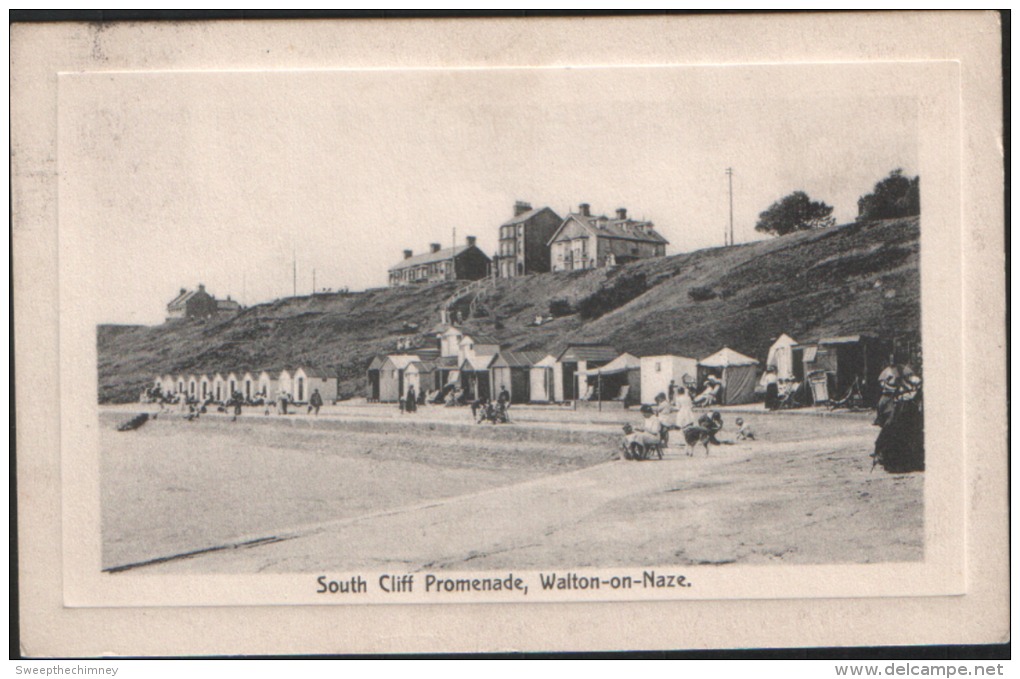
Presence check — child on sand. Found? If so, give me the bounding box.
[735,417,755,441]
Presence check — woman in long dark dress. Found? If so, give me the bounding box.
[872,377,924,473]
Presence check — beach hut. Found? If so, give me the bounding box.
[276,370,293,400]
[697,347,760,405]
[553,343,618,401]
[489,350,545,403]
[199,374,212,401]
[292,367,337,403]
[366,356,386,402]
[186,374,199,400]
[175,375,186,397]
[585,352,642,404]
[459,354,495,401]
[793,335,892,406]
[640,354,699,405]
[528,354,557,403]
[378,355,418,403]
[240,371,256,401]
[212,373,227,402]
[766,333,798,381]
[405,360,440,396]
[257,371,276,400]
[434,356,460,392]
[226,372,241,400]
[160,374,175,396]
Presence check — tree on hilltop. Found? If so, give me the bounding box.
[856,169,920,221]
[754,191,836,237]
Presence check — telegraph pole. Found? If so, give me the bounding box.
[312,268,316,294]
[292,249,297,297]
[726,167,734,246]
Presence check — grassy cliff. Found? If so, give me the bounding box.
[98,217,920,403]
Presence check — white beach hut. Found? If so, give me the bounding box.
[640,354,699,405]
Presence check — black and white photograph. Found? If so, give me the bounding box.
[89,67,928,580]
[12,12,1006,656]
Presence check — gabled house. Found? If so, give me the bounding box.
[548,204,668,272]
[166,284,240,320]
[388,236,491,287]
[495,202,562,278]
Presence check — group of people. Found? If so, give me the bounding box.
[872,357,923,472]
[620,382,753,461]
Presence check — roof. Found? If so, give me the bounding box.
[533,354,558,368]
[794,335,875,348]
[461,332,500,346]
[699,347,759,367]
[770,333,798,347]
[556,343,619,363]
[548,213,669,246]
[367,355,387,371]
[461,355,495,371]
[294,366,333,379]
[593,352,641,375]
[500,206,559,227]
[406,360,436,373]
[217,299,241,311]
[436,356,460,368]
[382,354,420,370]
[389,244,490,272]
[274,369,292,378]
[167,289,198,309]
[491,350,547,369]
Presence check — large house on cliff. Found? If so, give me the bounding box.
[388,236,491,287]
[548,204,668,272]
[166,284,241,321]
[495,201,562,278]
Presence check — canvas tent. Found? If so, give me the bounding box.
[697,347,759,405]
[640,354,699,405]
[529,354,557,403]
[766,333,798,381]
[585,352,641,404]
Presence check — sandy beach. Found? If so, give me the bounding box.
[100,404,923,574]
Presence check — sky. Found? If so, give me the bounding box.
[63,65,918,325]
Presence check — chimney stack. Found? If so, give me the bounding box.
[430,243,441,253]
[180,287,187,295]
[579,203,591,217]
[466,235,477,247]
[616,208,627,220]
[198,283,206,293]
[403,249,413,259]
[514,201,532,216]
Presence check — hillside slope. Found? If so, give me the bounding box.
[98,217,920,403]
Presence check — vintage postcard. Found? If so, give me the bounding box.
[12,13,1006,655]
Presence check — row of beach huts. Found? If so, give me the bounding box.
[367,326,894,408]
[149,367,337,404]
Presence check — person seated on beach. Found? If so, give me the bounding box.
[472,397,488,422]
[693,376,722,407]
[735,417,755,441]
[698,411,725,444]
[621,407,663,459]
